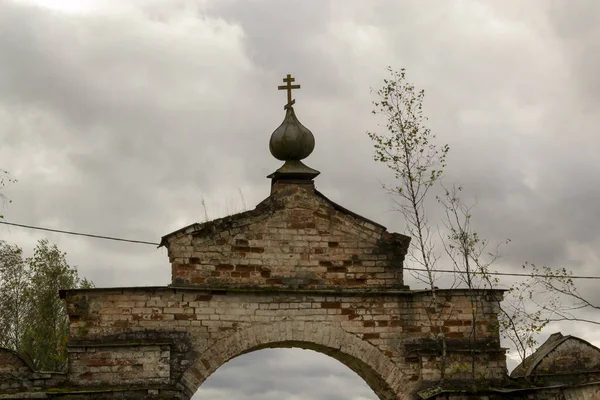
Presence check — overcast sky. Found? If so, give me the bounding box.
[1,0,599,399]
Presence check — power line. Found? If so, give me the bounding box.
[404,267,600,280]
[0,221,160,246]
[2,220,599,280]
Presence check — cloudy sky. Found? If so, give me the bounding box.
[1,0,599,398]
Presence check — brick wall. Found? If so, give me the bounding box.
[536,338,600,377]
[63,286,507,399]
[0,348,67,394]
[162,182,410,290]
[1,180,511,399]
[68,344,170,386]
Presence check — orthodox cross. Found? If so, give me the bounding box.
[278,74,301,110]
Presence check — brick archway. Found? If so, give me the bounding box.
[2,181,507,399]
[0,80,511,399]
[180,321,410,400]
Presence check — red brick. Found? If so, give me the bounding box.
[321,302,342,309]
[363,333,380,340]
[174,313,196,320]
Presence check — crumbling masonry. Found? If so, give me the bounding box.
[1,75,508,399]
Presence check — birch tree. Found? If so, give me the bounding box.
[367,66,450,377]
[437,185,509,379]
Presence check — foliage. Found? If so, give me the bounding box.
[368,66,451,377]
[368,66,599,377]
[436,185,510,378]
[0,242,29,351]
[200,188,248,222]
[368,67,449,284]
[0,239,94,371]
[0,169,17,219]
[520,262,599,324]
[437,185,507,291]
[498,282,549,369]
[500,262,599,369]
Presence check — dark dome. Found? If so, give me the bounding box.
[269,107,315,161]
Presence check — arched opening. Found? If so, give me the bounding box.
[178,322,409,400]
[193,348,379,400]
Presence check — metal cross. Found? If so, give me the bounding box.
[278,74,301,110]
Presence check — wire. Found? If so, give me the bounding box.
[2,220,600,280]
[404,267,600,280]
[0,221,160,246]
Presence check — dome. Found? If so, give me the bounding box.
[269,107,315,161]
[267,74,320,182]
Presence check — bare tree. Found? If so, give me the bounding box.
[520,263,599,325]
[368,66,450,378]
[437,185,510,379]
[368,66,598,381]
[367,67,547,379]
[499,282,549,373]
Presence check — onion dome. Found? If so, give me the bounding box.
[267,74,320,181]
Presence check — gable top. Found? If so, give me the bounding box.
[159,183,389,248]
[510,332,600,378]
[160,181,411,290]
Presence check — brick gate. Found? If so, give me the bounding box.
[56,180,506,400]
[0,76,507,399]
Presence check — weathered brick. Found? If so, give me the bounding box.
[13,182,511,400]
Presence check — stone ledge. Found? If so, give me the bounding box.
[68,342,172,348]
[60,285,506,299]
[41,385,182,398]
[0,393,47,399]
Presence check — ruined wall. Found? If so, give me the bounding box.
[163,182,410,290]
[62,286,507,399]
[48,181,508,399]
[68,344,171,385]
[512,336,600,387]
[511,384,600,400]
[0,348,67,394]
[562,383,600,400]
[0,180,511,399]
[535,338,600,377]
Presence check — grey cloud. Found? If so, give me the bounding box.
[206,0,352,99]
[544,0,600,109]
[194,348,377,400]
[0,1,263,233]
[1,0,600,397]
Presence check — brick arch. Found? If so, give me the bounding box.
[0,347,34,375]
[179,321,411,400]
